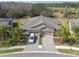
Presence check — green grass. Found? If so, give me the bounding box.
[13,17,31,26]
[0,48,24,54]
[58,49,79,55]
[58,18,69,29]
[72,43,79,47]
[13,19,25,25]
[39,36,42,45]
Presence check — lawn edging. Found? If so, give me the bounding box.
[0,45,25,54]
[55,45,79,51]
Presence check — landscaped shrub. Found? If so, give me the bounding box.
[13,22,19,27]
[0,24,25,47]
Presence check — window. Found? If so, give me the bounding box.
[29,36,34,39]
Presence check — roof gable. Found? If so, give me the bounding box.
[20,16,61,31]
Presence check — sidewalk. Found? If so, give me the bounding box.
[55,45,79,51]
[0,45,25,50]
[0,45,79,51]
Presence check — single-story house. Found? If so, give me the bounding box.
[67,19,79,35]
[20,16,62,36]
[21,16,62,51]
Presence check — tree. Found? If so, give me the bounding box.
[64,6,75,19]
[0,24,8,40]
[0,2,32,18]
[31,3,47,17]
[55,28,71,39]
[0,22,24,47]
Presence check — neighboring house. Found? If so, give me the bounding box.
[68,19,79,27]
[67,19,79,37]
[20,16,61,34]
[0,18,13,26]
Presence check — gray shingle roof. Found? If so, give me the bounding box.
[20,16,61,31]
[0,18,12,22]
[0,18,12,25]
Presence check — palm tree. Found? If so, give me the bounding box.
[0,24,8,40]
[0,22,24,47]
[11,27,22,46]
[55,27,71,44]
[72,26,79,39]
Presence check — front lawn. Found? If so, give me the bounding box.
[0,48,24,54]
[58,49,79,55]
[39,36,42,45]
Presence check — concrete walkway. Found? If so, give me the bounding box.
[55,45,79,51]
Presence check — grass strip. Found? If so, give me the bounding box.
[0,48,24,54]
[58,49,79,55]
[39,36,42,45]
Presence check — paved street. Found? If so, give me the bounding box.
[0,51,76,57]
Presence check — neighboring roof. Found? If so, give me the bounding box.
[0,18,12,25]
[20,16,61,32]
[0,18,12,22]
[68,19,79,26]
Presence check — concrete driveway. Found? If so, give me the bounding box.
[42,33,57,51]
[24,32,57,51]
[24,39,40,51]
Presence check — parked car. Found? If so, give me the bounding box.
[28,33,35,44]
